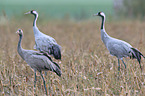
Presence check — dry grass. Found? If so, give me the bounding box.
[0,18,145,96]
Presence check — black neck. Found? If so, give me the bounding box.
[33,14,37,26]
[101,16,105,30]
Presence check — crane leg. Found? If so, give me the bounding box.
[34,71,37,88]
[45,71,47,76]
[121,59,126,69]
[33,70,37,95]
[40,72,48,95]
[118,59,120,71]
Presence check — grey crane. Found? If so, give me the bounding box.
[25,10,61,60]
[94,12,145,71]
[16,29,61,95]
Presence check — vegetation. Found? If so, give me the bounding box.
[0,18,145,95]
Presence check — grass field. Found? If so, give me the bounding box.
[0,17,145,95]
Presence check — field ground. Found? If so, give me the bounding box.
[0,19,145,95]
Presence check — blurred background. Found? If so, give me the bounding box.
[0,0,113,21]
[0,0,145,21]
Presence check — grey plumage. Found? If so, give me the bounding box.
[25,10,61,60]
[94,12,145,71]
[16,29,61,95]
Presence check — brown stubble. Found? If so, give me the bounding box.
[0,19,145,95]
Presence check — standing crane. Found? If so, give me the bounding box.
[16,29,61,95]
[25,10,61,60]
[94,12,145,71]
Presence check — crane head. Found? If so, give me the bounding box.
[16,29,23,36]
[93,11,105,17]
[25,10,38,15]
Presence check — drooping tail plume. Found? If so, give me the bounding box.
[53,62,61,77]
[130,48,145,70]
[52,45,61,60]
[43,53,61,77]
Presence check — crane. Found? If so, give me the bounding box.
[16,29,61,95]
[25,10,61,60]
[94,12,145,71]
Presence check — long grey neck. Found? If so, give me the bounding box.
[33,14,41,36]
[17,35,25,60]
[100,16,110,45]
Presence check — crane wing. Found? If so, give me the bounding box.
[26,53,55,72]
[35,36,53,51]
[35,35,61,59]
[107,39,132,58]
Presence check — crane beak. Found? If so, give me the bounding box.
[93,13,98,16]
[16,31,19,34]
[16,29,20,34]
[25,11,31,15]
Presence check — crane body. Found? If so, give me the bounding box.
[25,10,61,60]
[94,12,145,71]
[16,29,61,95]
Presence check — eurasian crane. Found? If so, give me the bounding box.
[94,11,145,71]
[25,10,61,60]
[16,29,61,95]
